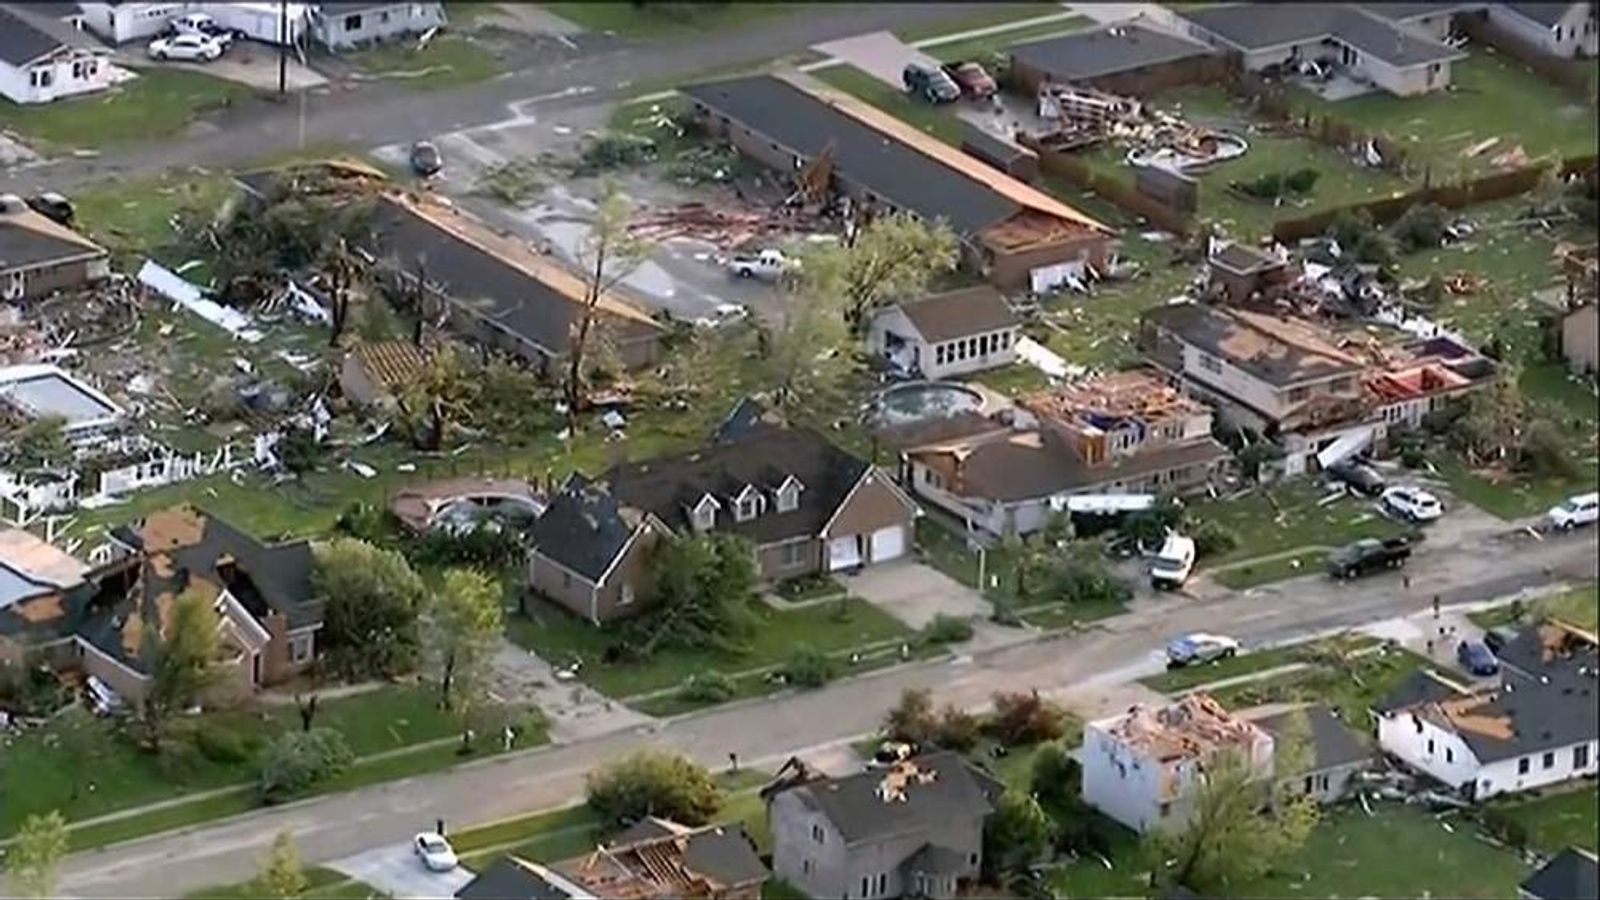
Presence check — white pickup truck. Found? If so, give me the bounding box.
[727,249,795,281]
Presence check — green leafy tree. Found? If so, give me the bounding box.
[585,750,722,828]
[8,415,70,469]
[6,811,68,899]
[259,728,355,803]
[423,569,503,716]
[883,687,938,745]
[983,790,1055,879]
[52,701,112,800]
[397,345,481,451]
[314,538,425,679]
[632,533,759,656]
[1456,362,1526,465]
[802,212,958,331]
[256,830,308,899]
[762,276,855,414]
[567,180,649,425]
[141,587,221,750]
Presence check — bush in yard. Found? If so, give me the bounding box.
[988,690,1069,746]
[1390,202,1449,252]
[1520,419,1578,478]
[1189,520,1238,560]
[676,671,736,705]
[883,688,938,746]
[921,614,975,645]
[982,790,1055,881]
[1284,168,1320,194]
[1118,498,1184,549]
[585,749,721,828]
[1055,552,1132,609]
[258,728,354,803]
[932,705,981,752]
[1030,742,1080,810]
[193,725,253,765]
[782,646,835,688]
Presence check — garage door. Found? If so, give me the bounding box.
[828,535,862,572]
[870,525,906,563]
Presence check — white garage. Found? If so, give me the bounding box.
[870,525,906,563]
[828,535,863,571]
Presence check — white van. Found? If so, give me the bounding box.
[1547,492,1600,530]
[1149,533,1196,589]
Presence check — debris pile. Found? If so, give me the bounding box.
[628,202,832,249]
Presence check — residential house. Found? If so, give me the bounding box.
[764,752,1003,900]
[1520,846,1599,900]
[0,201,110,298]
[1248,703,1374,804]
[78,2,312,45]
[312,1,448,52]
[0,4,119,105]
[0,363,124,446]
[1562,301,1597,375]
[76,1,186,43]
[28,3,89,29]
[867,285,1021,379]
[1082,693,1276,833]
[959,122,1039,184]
[1375,620,1599,800]
[681,74,1117,292]
[0,527,89,668]
[1140,302,1495,476]
[527,474,663,625]
[338,339,427,410]
[1488,2,1599,57]
[1206,241,1293,303]
[1175,3,1472,96]
[904,369,1230,537]
[1009,22,1219,96]
[457,818,767,900]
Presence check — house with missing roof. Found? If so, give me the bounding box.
[338,339,427,410]
[1082,693,1276,833]
[527,400,918,624]
[1520,846,1599,900]
[763,751,1003,900]
[1008,21,1220,96]
[1206,242,1294,303]
[1,200,110,299]
[1374,620,1599,801]
[1140,302,1495,476]
[0,363,124,446]
[902,369,1230,538]
[1174,3,1472,97]
[457,816,768,900]
[0,3,120,105]
[0,505,323,707]
[681,74,1117,293]
[867,286,1021,380]
[1488,2,1598,58]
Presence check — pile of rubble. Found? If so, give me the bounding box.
[628,201,835,249]
[1029,83,1249,173]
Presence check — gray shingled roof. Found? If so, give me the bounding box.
[893,285,1019,344]
[1178,3,1464,67]
[1010,22,1213,82]
[529,474,640,584]
[1256,704,1374,772]
[779,751,999,845]
[1521,847,1600,900]
[454,856,580,900]
[0,6,67,66]
[1141,303,1363,386]
[1499,2,1586,27]
[0,217,102,273]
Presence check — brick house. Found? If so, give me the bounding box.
[1,202,110,301]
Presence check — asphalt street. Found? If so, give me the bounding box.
[58,525,1597,898]
[0,3,1008,197]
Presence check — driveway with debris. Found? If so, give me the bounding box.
[489,638,653,743]
[327,842,474,900]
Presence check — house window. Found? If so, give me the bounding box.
[344,13,363,31]
[620,583,635,606]
[802,859,812,875]
[861,877,870,897]
[1543,751,1556,769]
[1445,748,1453,764]
[811,824,824,844]
[379,11,391,24]
[1427,739,1435,755]
[1575,745,1590,769]
[1518,757,1531,775]
[736,492,760,522]
[777,481,801,513]
[1198,353,1222,374]
[29,69,54,88]
[562,570,572,589]
[1303,775,1314,793]
[779,541,807,569]
[289,633,312,665]
[1287,386,1310,403]
[876,873,887,895]
[693,502,716,532]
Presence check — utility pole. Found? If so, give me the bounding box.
[277,0,287,98]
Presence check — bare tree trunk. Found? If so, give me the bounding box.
[565,241,608,430]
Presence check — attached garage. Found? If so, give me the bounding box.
[870,525,906,563]
[828,535,863,571]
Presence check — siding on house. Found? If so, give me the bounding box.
[1563,303,1598,374]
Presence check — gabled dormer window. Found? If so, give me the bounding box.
[692,494,719,532]
[776,475,805,513]
[734,485,764,522]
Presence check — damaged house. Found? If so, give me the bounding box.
[1,198,110,299]
[902,369,1230,538]
[1082,692,1276,833]
[681,73,1117,292]
[764,752,1003,900]
[1375,620,1599,801]
[0,505,322,707]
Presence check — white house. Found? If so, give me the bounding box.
[869,286,1020,381]
[1082,693,1276,833]
[1375,622,1600,801]
[77,2,311,45]
[311,1,447,51]
[76,1,187,43]
[0,5,120,105]
[1488,2,1599,58]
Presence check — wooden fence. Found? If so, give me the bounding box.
[1269,161,1553,242]
[1227,70,1411,174]
[1019,135,1195,236]
[1458,14,1598,105]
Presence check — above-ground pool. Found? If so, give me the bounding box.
[870,381,985,427]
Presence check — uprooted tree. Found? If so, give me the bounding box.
[567,179,650,427]
[396,344,481,451]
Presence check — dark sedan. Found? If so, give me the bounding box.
[1457,640,1500,677]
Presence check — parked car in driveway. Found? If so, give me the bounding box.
[903,62,961,103]
[1148,533,1196,590]
[1457,639,1500,676]
[148,33,224,61]
[413,832,457,872]
[168,12,237,49]
[1326,536,1412,579]
[1381,486,1443,523]
[941,60,996,99]
[1326,460,1386,497]
[409,141,443,177]
[1547,491,1599,530]
[1165,632,1240,668]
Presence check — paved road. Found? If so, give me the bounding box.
[0,3,1010,197]
[60,526,1597,898]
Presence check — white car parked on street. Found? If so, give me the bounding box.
[148,33,224,61]
[413,832,458,872]
[1547,492,1600,530]
[1381,486,1442,523]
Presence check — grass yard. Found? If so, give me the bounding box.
[346,34,503,89]
[0,69,254,150]
[505,594,915,700]
[1212,548,1329,589]
[811,65,964,147]
[1497,785,1600,854]
[184,866,382,900]
[1297,52,1599,180]
[1140,633,1382,694]
[1208,644,1432,727]
[914,518,1130,626]
[921,17,1091,65]
[1192,481,1411,571]
[1470,581,1600,631]
[895,4,1063,45]
[1432,453,1596,521]
[72,171,238,267]
[541,2,801,38]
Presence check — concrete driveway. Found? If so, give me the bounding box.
[843,560,989,629]
[810,30,940,90]
[329,842,474,900]
[489,638,653,743]
[119,48,328,91]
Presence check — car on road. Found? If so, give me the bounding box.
[409,141,443,177]
[148,33,224,61]
[1149,532,1196,590]
[903,62,961,104]
[413,832,458,872]
[941,60,996,99]
[1547,492,1599,531]
[1326,460,1386,497]
[1381,486,1443,523]
[1326,536,1412,579]
[1165,632,1240,668]
[727,248,794,281]
[168,12,237,49]
[1456,639,1499,676]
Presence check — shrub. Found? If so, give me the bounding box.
[1189,520,1238,560]
[932,705,981,752]
[575,133,657,176]
[1520,419,1578,478]
[1390,202,1448,252]
[921,614,975,645]
[1030,743,1081,811]
[194,725,252,765]
[988,691,1069,746]
[883,688,937,745]
[1284,167,1321,194]
[782,646,835,689]
[259,728,354,803]
[585,750,721,828]
[676,671,736,705]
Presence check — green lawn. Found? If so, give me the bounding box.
[0,69,254,150]
[1497,785,1600,854]
[541,2,800,38]
[185,866,381,900]
[1470,582,1600,631]
[1140,634,1381,694]
[1296,52,1598,180]
[895,4,1062,44]
[72,171,237,267]
[811,65,964,147]
[921,17,1091,65]
[1433,453,1595,521]
[914,517,1129,626]
[1192,481,1411,571]
[505,595,914,699]
[1212,549,1329,589]
[1208,645,1432,727]
[346,34,503,89]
